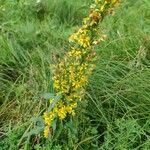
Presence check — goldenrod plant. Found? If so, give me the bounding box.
[43,0,120,138]
[1,0,150,149]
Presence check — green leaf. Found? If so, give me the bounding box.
[48,93,62,112]
[51,119,57,131]
[91,127,98,135]
[31,117,44,128]
[42,93,55,100]
[53,121,63,140]
[24,127,44,137]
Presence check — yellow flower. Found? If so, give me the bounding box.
[69,34,78,42]
[57,106,67,120]
[42,0,119,138]
[43,112,54,126]
[44,126,49,138]
[71,102,77,108]
[66,106,73,114]
[78,34,90,48]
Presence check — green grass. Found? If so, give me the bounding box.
[0,0,150,149]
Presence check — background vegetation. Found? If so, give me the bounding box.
[0,0,150,149]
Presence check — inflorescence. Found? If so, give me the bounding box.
[43,0,119,138]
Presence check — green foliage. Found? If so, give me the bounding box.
[0,0,150,149]
[102,119,150,149]
[0,124,26,150]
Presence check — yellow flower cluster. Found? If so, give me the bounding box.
[69,27,91,48]
[44,101,77,138]
[43,112,54,138]
[43,0,119,138]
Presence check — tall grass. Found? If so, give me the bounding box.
[0,0,150,149]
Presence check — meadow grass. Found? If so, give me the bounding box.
[0,0,150,149]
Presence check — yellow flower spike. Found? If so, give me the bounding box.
[42,0,120,138]
[44,126,49,138]
[43,111,55,126]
